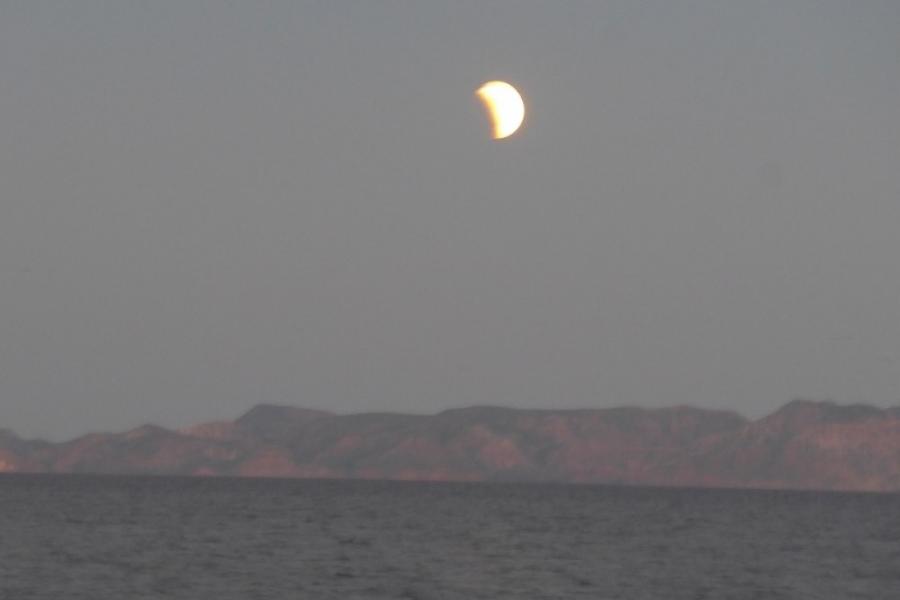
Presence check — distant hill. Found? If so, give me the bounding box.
[2,400,900,492]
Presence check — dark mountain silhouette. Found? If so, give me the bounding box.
[2,400,899,491]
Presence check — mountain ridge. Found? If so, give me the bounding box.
[2,400,900,492]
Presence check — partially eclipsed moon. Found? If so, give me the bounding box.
[476,80,525,140]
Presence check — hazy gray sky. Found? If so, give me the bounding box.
[2,1,899,439]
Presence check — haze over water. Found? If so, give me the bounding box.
[2,475,898,599]
[3,2,900,440]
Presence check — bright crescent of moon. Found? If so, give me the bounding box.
[476,81,525,140]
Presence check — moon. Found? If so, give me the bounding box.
[476,80,525,140]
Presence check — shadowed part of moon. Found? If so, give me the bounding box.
[476,81,525,140]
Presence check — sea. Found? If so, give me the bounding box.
[1,475,898,599]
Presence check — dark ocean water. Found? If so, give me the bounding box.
[1,475,898,599]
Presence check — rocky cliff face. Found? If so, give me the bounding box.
[676,400,900,491]
[2,401,899,492]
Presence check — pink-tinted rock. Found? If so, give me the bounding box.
[3,400,900,492]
